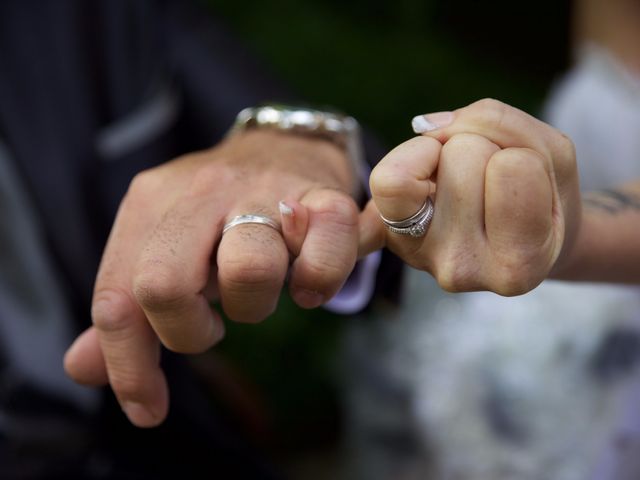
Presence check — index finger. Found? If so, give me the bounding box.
[91,198,169,428]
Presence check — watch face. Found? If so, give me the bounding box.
[285,110,320,130]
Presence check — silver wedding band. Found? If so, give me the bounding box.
[223,214,281,235]
[379,198,434,237]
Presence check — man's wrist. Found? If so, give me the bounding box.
[227,104,367,198]
[221,129,355,194]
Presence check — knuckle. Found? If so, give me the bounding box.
[492,266,537,297]
[502,146,531,163]
[370,170,423,203]
[221,288,278,324]
[441,132,480,153]
[493,147,535,170]
[186,161,233,198]
[441,133,500,166]
[313,190,358,218]
[370,171,411,200]
[490,251,544,296]
[473,97,504,112]
[554,130,576,158]
[434,249,482,293]
[296,256,349,294]
[109,373,146,401]
[436,267,470,293]
[92,288,137,333]
[553,131,578,177]
[128,169,160,196]
[473,97,508,130]
[132,266,190,312]
[219,251,283,291]
[122,169,164,210]
[312,193,358,224]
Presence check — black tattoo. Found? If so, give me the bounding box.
[584,189,640,214]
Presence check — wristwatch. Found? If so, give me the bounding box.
[228,104,368,197]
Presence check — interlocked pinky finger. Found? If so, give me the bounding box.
[279,199,309,258]
[288,189,359,309]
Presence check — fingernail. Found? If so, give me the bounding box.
[292,288,324,309]
[411,111,454,133]
[122,401,161,428]
[279,200,294,217]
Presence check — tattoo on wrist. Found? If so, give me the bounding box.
[584,189,640,214]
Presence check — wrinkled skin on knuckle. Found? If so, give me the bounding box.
[132,266,190,313]
[491,264,540,297]
[313,194,359,233]
[370,166,414,201]
[433,247,484,293]
[221,263,281,323]
[219,251,283,292]
[436,265,474,293]
[109,371,149,402]
[92,288,137,334]
[300,196,358,290]
[489,250,547,296]
[294,256,348,296]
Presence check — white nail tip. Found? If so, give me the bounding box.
[279,201,293,216]
[411,115,437,134]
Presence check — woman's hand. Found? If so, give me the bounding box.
[359,99,581,295]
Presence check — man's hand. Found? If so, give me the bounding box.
[64,129,360,427]
[359,99,581,295]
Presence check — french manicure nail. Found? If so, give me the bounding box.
[412,115,438,133]
[411,111,454,133]
[279,200,294,217]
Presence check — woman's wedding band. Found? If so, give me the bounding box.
[379,198,434,237]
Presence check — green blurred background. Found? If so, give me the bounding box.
[209,0,572,146]
[199,0,573,471]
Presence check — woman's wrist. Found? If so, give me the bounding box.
[550,186,640,282]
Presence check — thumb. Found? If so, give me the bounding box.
[64,326,109,386]
[358,199,386,258]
